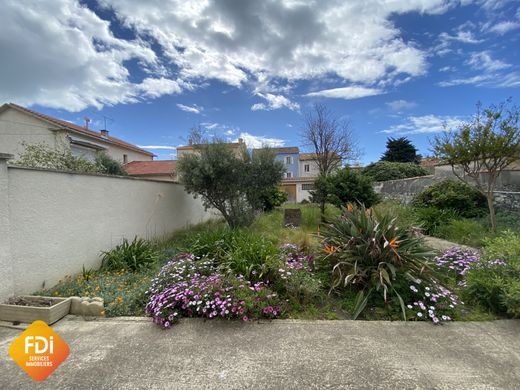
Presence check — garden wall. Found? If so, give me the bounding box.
[374,175,520,211]
[0,155,214,301]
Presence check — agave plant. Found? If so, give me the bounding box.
[320,203,434,319]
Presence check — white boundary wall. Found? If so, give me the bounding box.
[0,155,214,300]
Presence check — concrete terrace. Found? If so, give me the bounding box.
[1,316,519,389]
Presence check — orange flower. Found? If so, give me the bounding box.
[324,245,337,254]
[388,238,399,250]
[346,203,353,212]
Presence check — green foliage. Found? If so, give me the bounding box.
[177,140,284,227]
[101,237,159,272]
[15,142,98,173]
[432,100,520,230]
[37,268,157,317]
[256,187,288,211]
[412,179,487,218]
[95,152,127,176]
[181,227,280,281]
[311,168,380,209]
[319,204,434,319]
[414,207,457,235]
[363,161,429,182]
[464,231,520,317]
[373,200,417,227]
[14,142,127,176]
[381,137,421,164]
[436,219,484,247]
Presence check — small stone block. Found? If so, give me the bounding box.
[283,208,302,227]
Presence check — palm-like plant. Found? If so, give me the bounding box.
[320,204,434,319]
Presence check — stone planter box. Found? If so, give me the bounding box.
[0,296,71,325]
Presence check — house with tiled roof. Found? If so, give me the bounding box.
[125,160,177,182]
[0,103,154,164]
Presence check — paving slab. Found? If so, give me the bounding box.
[1,316,519,389]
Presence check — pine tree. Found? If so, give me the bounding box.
[381,137,420,164]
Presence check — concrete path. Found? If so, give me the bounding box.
[1,316,519,389]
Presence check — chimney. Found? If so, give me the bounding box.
[100,130,109,138]
[238,138,244,144]
[84,117,91,129]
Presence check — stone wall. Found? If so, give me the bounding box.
[374,175,520,211]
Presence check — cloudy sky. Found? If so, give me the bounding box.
[1,0,519,163]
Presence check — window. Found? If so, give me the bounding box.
[304,164,310,172]
[123,154,128,164]
[285,172,292,178]
[302,183,314,191]
[285,156,292,164]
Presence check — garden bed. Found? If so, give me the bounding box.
[0,296,71,324]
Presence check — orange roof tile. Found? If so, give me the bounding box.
[125,160,176,176]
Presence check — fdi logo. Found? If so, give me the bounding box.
[8,320,70,382]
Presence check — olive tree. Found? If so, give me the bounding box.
[177,138,284,228]
[432,100,520,230]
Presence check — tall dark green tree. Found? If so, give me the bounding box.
[381,137,420,164]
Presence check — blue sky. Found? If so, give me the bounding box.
[1,0,519,164]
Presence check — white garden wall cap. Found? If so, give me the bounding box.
[0,153,13,160]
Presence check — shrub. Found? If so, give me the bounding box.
[414,207,457,235]
[256,188,288,211]
[436,219,484,247]
[412,179,487,218]
[362,161,429,182]
[95,152,127,176]
[101,237,158,272]
[463,231,520,317]
[319,204,435,319]
[311,168,380,209]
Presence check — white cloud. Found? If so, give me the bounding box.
[251,93,300,111]
[0,0,180,111]
[100,0,455,91]
[306,86,383,100]
[488,20,520,34]
[439,30,482,44]
[467,52,511,71]
[200,122,219,130]
[140,78,183,98]
[235,132,285,149]
[386,100,417,111]
[137,145,178,150]
[381,115,465,135]
[176,103,203,114]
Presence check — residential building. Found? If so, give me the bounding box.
[125,160,177,182]
[253,147,324,202]
[176,138,247,159]
[0,103,154,163]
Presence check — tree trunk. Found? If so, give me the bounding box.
[320,200,326,220]
[486,192,497,232]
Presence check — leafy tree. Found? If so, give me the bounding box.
[301,103,359,214]
[433,100,520,230]
[95,152,127,176]
[177,138,284,228]
[363,161,429,181]
[381,137,421,164]
[311,168,379,209]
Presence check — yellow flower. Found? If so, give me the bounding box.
[324,245,337,254]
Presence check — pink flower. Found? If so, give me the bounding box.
[242,315,249,322]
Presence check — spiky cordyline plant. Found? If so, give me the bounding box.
[320,203,434,319]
